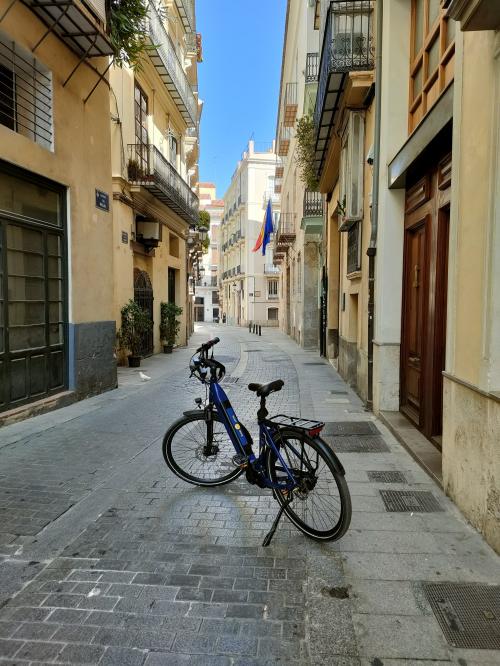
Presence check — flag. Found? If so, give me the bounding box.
[252,199,274,255]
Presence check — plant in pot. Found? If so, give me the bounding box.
[160,301,183,353]
[117,299,152,367]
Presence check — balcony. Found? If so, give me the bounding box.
[278,125,292,156]
[275,164,284,178]
[22,0,112,58]
[306,52,319,82]
[147,3,197,126]
[262,190,280,208]
[302,191,324,234]
[174,0,195,33]
[127,144,199,226]
[314,1,374,176]
[275,212,296,248]
[283,82,298,126]
[265,265,280,274]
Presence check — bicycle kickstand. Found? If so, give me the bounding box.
[262,496,293,547]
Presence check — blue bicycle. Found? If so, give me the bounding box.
[162,337,351,545]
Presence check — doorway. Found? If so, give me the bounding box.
[400,154,451,445]
[134,269,154,357]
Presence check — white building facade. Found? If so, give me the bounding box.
[195,183,223,323]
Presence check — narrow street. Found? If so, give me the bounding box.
[0,324,497,665]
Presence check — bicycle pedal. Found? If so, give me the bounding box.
[232,454,250,468]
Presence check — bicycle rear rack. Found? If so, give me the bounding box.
[266,415,325,437]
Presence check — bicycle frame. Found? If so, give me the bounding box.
[208,380,297,491]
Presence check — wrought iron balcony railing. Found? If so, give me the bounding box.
[306,52,319,82]
[174,0,195,33]
[264,265,280,274]
[276,212,296,246]
[127,144,199,226]
[314,1,374,176]
[278,125,292,156]
[147,3,197,126]
[303,191,324,217]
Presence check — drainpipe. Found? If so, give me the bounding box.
[366,0,383,409]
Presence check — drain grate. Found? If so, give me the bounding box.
[323,421,380,436]
[330,390,348,395]
[367,471,407,484]
[324,434,389,453]
[423,583,500,649]
[380,490,443,512]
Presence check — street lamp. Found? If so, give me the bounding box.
[197,224,208,242]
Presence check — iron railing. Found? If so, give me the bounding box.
[147,3,197,125]
[0,34,53,150]
[174,0,195,32]
[303,191,324,217]
[283,82,298,126]
[277,212,296,242]
[306,52,319,82]
[127,144,199,225]
[264,265,280,274]
[314,1,374,131]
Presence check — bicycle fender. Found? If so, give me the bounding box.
[315,437,346,476]
[183,409,204,417]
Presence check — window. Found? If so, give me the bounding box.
[339,111,365,226]
[268,307,279,321]
[134,82,149,173]
[169,134,178,167]
[168,267,176,303]
[347,221,361,275]
[409,0,455,133]
[268,279,279,299]
[0,32,53,150]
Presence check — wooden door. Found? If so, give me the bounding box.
[401,219,428,424]
[400,154,451,444]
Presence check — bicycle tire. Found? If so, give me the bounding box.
[163,412,244,487]
[265,427,351,541]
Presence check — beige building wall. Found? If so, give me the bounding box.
[442,28,500,553]
[220,141,280,327]
[109,0,200,355]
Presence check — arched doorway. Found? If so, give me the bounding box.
[134,269,154,357]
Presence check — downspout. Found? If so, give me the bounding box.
[366,0,383,408]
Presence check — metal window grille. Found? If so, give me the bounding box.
[0,32,53,150]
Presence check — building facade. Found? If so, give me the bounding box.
[0,0,117,418]
[274,0,324,350]
[110,0,201,357]
[195,183,222,323]
[220,141,280,327]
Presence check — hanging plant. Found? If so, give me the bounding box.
[294,114,319,192]
[107,0,151,69]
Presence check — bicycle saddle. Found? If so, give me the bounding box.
[248,379,284,398]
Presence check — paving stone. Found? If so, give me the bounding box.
[0,639,22,658]
[58,643,105,663]
[172,631,216,654]
[100,646,146,666]
[15,640,65,661]
[12,622,57,640]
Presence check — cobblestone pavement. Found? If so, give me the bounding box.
[0,324,499,665]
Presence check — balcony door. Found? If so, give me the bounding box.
[134,82,149,174]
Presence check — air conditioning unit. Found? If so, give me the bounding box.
[136,219,161,250]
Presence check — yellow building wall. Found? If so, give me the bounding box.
[0,2,114,325]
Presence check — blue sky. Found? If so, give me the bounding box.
[197,0,287,198]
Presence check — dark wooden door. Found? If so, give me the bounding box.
[400,154,451,444]
[401,219,428,424]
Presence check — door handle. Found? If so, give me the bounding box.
[409,356,419,364]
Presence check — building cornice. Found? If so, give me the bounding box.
[446,0,500,30]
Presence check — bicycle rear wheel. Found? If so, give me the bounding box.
[163,412,244,486]
[266,428,351,541]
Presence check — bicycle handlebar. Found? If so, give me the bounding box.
[196,337,220,354]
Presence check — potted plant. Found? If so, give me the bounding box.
[117,299,152,367]
[160,301,183,353]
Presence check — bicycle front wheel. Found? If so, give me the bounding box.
[266,428,351,541]
[163,412,244,487]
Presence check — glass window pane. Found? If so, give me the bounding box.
[429,0,440,28]
[8,250,44,277]
[413,65,423,98]
[9,324,45,350]
[428,37,440,74]
[446,18,456,48]
[0,173,61,225]
[9,302,45,326]
[48,256,61,278]
[47,234,61,256]
[414,0,424,56]
[8,276,44,300]
[7,226,43,253]
[49,323,63,345]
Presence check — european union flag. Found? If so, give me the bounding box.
[262,199,274,256]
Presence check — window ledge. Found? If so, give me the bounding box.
[347,270,362,281]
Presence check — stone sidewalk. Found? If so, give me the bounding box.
[0,324,499,665]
